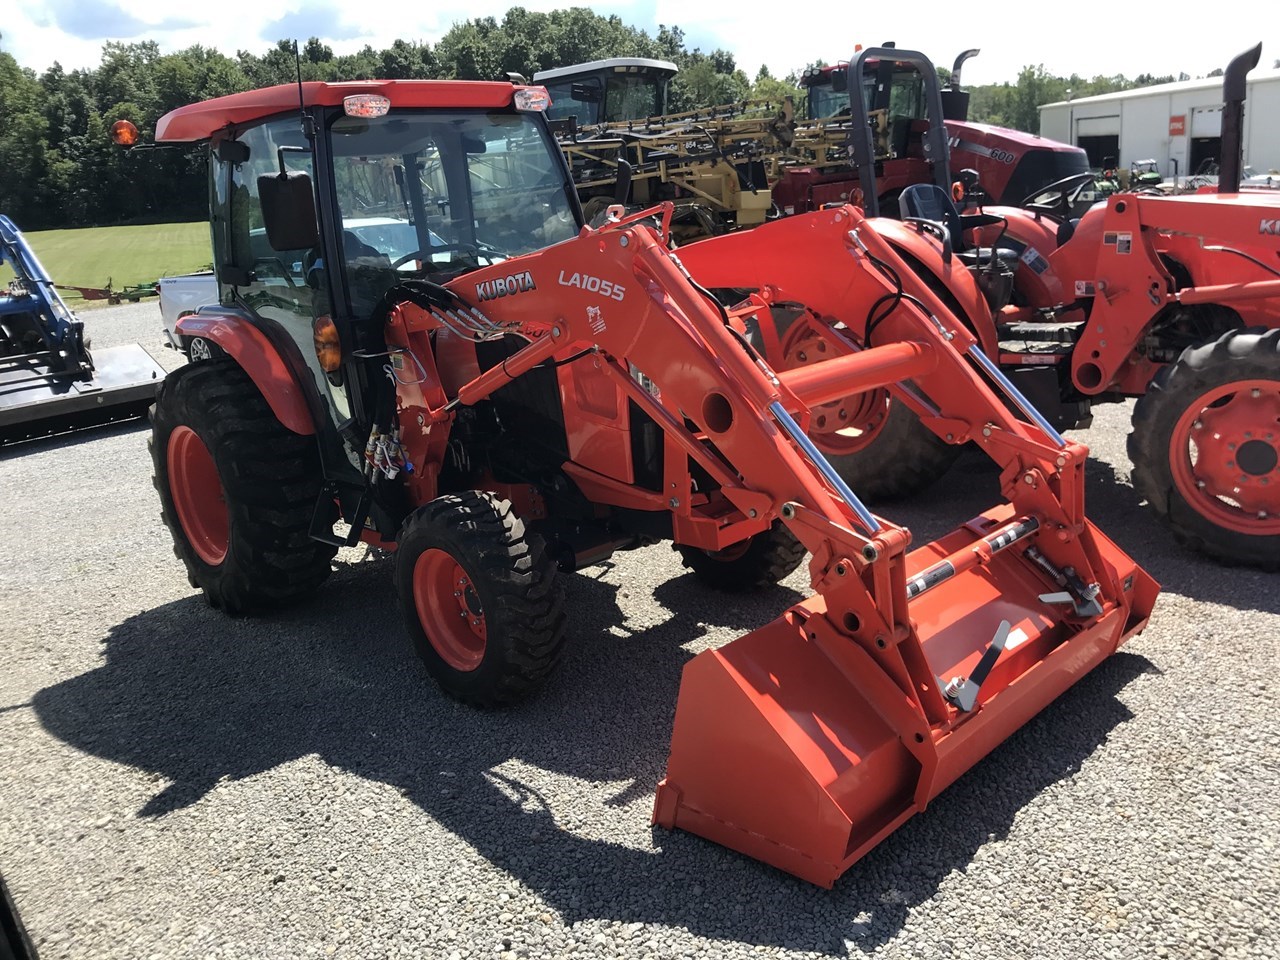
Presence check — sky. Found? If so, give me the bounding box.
[0,0,1271,86]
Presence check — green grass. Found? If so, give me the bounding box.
[4,222,213,291]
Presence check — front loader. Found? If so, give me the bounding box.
[0,215,165,443]
[141,79,1157,887]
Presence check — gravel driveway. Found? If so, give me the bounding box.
[1,302,1277,960]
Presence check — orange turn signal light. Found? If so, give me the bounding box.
[952,181,965,202]
[111,119,140,147]
[313,315,342,372]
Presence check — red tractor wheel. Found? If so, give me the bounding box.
[150,359,338,612]
[166,425,229,565]
[1130,328,1280,568]
[776,318,961,500]
[396,492,566,706]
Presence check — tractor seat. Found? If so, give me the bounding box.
[1056,218,1081,247]
[898,183,1017,269]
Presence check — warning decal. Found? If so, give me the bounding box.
[1020,245,1050,275]
[1117,233,1132,255]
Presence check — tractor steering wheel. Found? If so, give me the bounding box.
[391,243,481,270]
[1020,172,1099,220]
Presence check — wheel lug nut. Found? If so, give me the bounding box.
[1192,420,1203,430]
[1251,388,1261,398]
[1196,480,1207,489]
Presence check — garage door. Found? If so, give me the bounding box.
[1191,105,1223,137]
[1076,115,1120,137]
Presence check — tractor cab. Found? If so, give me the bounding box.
[800,46,1090,212]
[154,81,582,460]
[533,57,678,128]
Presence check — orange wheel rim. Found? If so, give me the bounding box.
[782,323,890,456]
[167,426,229,565]
[412,548,487,672]
[1168,378,1280,535]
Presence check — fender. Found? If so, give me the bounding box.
[680,206,1000,359]
[176,311,316,435]
[870,217,1000,358]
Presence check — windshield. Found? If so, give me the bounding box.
[604,74,664,120]
[808,67,926,122]
[328,109,577,316]
[808,82,847,120]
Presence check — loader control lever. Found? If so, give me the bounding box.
[943,620,1011,712]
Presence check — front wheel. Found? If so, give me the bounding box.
[395,492,566,706]
[151,359,337,612]
[1129,328,1280,568]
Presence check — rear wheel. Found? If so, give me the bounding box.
[396,492,566,706]
[779,319,960,500]
[1129,328,1280,568]
[676,520,806,591]
[150,359,337,612]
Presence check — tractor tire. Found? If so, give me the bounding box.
[761,311,961,501]
[1129,327,1280,569]
[396,492,566,707]
[150,358,337,613]
[822,399,962,501]
[676,520,807,591]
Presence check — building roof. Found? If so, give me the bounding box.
[155,80,522,142]
[1040,69,1280,109]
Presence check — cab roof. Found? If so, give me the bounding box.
[155,80,523,143]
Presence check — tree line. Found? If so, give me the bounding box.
[0,11,1220,231]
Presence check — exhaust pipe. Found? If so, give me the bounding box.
[950,48,981,91]
[1218,43,1261,194]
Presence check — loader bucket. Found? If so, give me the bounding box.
[0,343,164,444]
[655,505,1158,888]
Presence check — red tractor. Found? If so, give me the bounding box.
[142,78,1155,887]
[774,47,1094,218]
[683,44,1279,568]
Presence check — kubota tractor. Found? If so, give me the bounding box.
[776,47,1094,218]
[142,77,1156,887]
[684,44,1279,569]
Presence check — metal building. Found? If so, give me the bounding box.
[1039,69,1280,182]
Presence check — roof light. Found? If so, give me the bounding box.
[111,119,140,147]
[514,86,552,112]
[343,94,390,118]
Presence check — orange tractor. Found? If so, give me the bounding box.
[142,78,1156,887]
[684,44,1279,568]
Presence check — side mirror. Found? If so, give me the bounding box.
[216,139,250,165]
[830,68,848,94]
[257,171,319,251]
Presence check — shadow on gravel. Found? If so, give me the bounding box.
[33,548,1157,955]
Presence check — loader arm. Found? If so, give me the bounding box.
[382,202,1157,887]
[1073,193,1280,394]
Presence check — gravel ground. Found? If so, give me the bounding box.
[1,302,1277,960]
